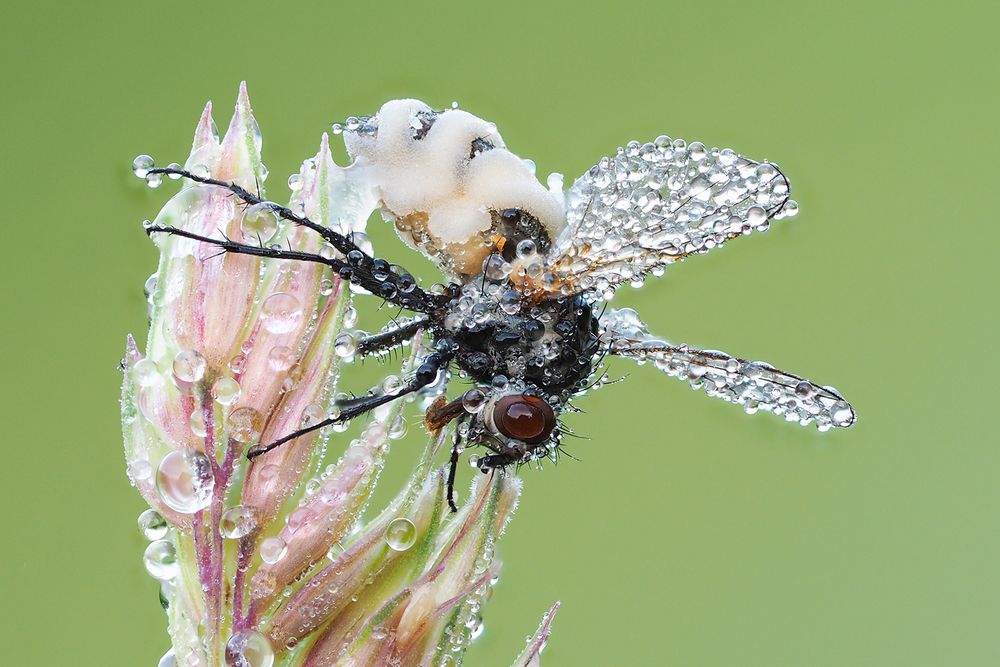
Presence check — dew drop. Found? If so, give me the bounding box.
[220,505,259,539]
[746,206,767,228]
[156,450,214,514]
[225,629,274,667]
[138,509,168,540]
[143,539,179,580]
[157,649,177,667]
[212,377,242,406]
[515,239,536,258]
[334,332,358,358]
[830,401,854,427]
[462,388,487,414]
[260,536,288,564]
[260,293,303,334]
[266,345,295,372]
[132,154,154,178]
[189,410,207,437]
[133,358,162,388]
[128,458,153,482]
[241,204,279,245]
[229,354,247,374]
[385,517,417,551]
[499,290,521,315]
[172,349,207,384]
[227,406,264,443]
[343,306,359,328]
[145,172,163,188]
[388,416,407,440]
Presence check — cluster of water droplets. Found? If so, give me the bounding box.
[602,308,856,429]
[331,101,461,138]
[132,154,238,191]
[551,137,798,297]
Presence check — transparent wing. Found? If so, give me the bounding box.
[548,137,796,296]
[601,308,856,430]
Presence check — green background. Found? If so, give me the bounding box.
[1,1,996,665]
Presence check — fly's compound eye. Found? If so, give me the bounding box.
[492,394,556,444]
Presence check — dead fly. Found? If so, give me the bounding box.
[139,99,856,511]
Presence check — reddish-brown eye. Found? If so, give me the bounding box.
[494,394,556,444]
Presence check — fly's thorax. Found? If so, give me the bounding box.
[439,279,600,401]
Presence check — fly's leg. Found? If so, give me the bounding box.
[446,421,466,513]
[477,453,517,471]
[246,347,455,460]
[357,319,429,357]
[144,166,448,314]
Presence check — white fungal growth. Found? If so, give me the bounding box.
[344,99,566,276]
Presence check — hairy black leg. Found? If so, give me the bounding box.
[357,319,428,357]
[446,421,465,513]
[246,346,455,460]
[477,453,516,471]
[145,223,443,314]
[145,166,448,314]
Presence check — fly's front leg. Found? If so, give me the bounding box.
[144,166,448,314]
[246,345,455,460]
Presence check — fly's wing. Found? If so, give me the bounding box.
[547,138,795,296]
[601,308,856,430]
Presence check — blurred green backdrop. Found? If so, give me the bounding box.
[1,1,997,665]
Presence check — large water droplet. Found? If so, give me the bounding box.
[240,204,279,245]
[138,509,168,540]
[462,388,487,413]
[212,377,242,406]
[143,539,179,580]
[334,332,357,358]
[385,517,417,551]
[830,401,854,427]
[260,536,287,564]
[220,505,259,539]
[343,306,359,328]
[267,345,295,372]
[157,649,177,667]
[132,154,154,178]
[190,410,207,438]
[156,450,215,514]
[260,293,303,334]
[133,358,162,388]
[227,406,264,443]
[172,349,207,383]
[225,629,275,667]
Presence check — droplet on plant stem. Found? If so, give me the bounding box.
[260,293,303,334]
[220,505,258,539]
[138,509,168,541]
[385,517,417,551]
[225,629,274,667]
[143,539,178,580]
[155,450,214,514]
[172,349,206,384]
[260,536,287,564]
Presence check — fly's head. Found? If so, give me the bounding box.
[459,384,561,467]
